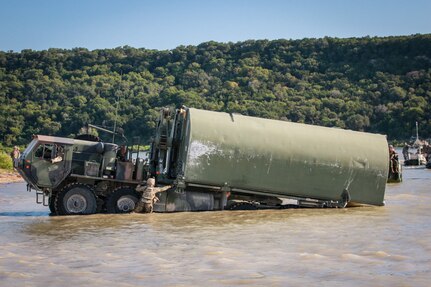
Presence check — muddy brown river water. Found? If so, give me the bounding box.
[0,167,430,286]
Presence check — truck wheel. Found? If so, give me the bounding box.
[106,187,140,213]
[56,183,97,215]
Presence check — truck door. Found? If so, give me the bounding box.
[31,143,71,188]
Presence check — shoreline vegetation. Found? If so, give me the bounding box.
[1,35,430,146]
[0,150,24,184]
[1,35,430,179]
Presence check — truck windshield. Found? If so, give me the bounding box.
[34,144,54,160]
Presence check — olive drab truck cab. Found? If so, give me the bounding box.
[17,107,390,215]
[17,135,147,215]
[19,136,74,191]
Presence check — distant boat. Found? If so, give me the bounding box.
[404,153,427,166]
[404,122,428,166]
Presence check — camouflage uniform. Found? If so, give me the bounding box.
[389,145,399,173]
[10,146,20,168]
[134,178,171,213]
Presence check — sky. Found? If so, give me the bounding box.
[0,0,430,52]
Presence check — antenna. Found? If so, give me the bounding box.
[416,121,419,142]
[112,71,122,143]
[113,91,120,143]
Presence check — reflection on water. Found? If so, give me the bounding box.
[1,168,430,286]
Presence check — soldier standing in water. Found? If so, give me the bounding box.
[389,145,399,174]
[10,146,20,169]
[134,178,171,213]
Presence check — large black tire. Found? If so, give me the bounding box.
[56,183,98,215]
[106,187,140,213]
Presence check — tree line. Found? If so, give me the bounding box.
[1,34,430,146]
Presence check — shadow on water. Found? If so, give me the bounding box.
[0,211,50,217]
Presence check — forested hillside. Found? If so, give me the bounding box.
[1,34,430,145]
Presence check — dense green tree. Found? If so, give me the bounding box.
[0,34,430,145]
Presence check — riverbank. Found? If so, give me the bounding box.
[0,169,24,184]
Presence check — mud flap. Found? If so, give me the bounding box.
[36,190,49,206]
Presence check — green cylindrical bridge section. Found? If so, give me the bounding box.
[182,108,388,206]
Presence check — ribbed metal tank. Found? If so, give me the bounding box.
[180,108,388,206]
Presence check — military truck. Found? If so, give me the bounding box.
[16,107,389,215]
[17,134,147,215]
